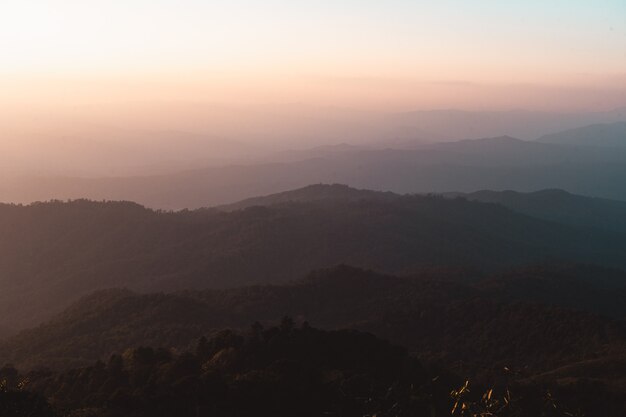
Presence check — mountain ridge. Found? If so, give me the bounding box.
[5,124,626,209]
[538,121,626,147]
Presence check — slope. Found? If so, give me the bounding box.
[1,187,626,333]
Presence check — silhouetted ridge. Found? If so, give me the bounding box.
[457,135,525,144]
[436,135,545,149]
[7,119,626,209]
[217,183,399,211]
[456,188,626,233]
[538,121,626,147]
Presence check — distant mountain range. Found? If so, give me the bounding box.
[538,122,626,148]
[3,122,625,209]
[0,184,625,335]
[385,107,626,141]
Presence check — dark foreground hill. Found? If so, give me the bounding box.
[2,265,625,416]
[5,322,615,417]
[3,264,624,373]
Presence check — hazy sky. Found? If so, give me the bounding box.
[1,0,625,112]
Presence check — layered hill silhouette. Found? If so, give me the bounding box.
[538,121,626,148]
[222,184,626,234]
[216,183,400,211]
[2,185,626,334]
[449,189,626,234]
[4,123,626,209]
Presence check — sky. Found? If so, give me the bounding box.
[0,0,625,112]
[0,0,625,179]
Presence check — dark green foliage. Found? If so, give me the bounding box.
[0,317,625,417]
[0,366,56,417]
[10,323,611,417]
[0,390,55,417]
[21,324,445,417]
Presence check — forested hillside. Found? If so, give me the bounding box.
[455,189,626,234]
[5,321,616,417]
[1,186,625,334]
[3,265,624,375]
[2,186,625,416]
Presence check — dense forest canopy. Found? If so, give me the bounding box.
[2,321,623,417]
[1,264,624,415]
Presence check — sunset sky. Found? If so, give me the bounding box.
[1,0,625,112]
